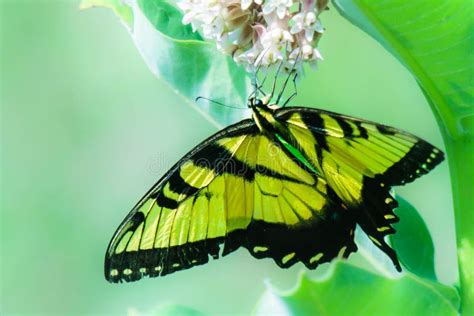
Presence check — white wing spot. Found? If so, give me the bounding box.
[337,246,347,258]
[430,153,436,158]
[384,197,393,204]
[253,246,268,253]
[282,253,295,264]
[110,269,119,277]
[309,253,324,264]
[369,236,382,246]
[172,263,180,268]
[139,267,147,273]
[123,268,132,275]
[154,266,162,272]
[377,226,390,232]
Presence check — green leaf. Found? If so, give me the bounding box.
[390,197,436,280]
[137,0,201,40]
[86,0,251,127]
[254,262,460,316]
[333,0,474,139]
[149,304,207,316]
[79,0,133,27]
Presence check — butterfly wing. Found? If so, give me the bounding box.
[275,107,444,269]
[105,119,357,283]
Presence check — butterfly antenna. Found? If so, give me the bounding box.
[255,72,268,96]
[281,73,298,107]
[259,67,270,92]
[270,55,285,100]
[251,47,271,100]
[252,69,259,99]
[195,97,247,110]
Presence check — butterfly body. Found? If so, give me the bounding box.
[105,97,443,283]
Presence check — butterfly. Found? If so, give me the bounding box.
[104,94,444,283]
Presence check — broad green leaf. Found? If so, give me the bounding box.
[458,239,474,306]
[333,0,474,139]
[79,0,133,27]
[254,262,460,316]
[390,197,436,280]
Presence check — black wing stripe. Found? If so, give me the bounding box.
[354,121,368,139]
[167,172,200,197]
[300,114,330,152]
[155,194,179,209]
[335,116,353,137]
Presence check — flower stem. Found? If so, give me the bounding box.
[445,135,474,315]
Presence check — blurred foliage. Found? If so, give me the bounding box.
[80,0,133,26]
[390,197,436,280]
[254,262,460,315]
[146,304,207,316]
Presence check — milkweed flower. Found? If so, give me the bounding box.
[177,0,327,74]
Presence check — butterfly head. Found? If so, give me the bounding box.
[248,97,265,110]
[249,95,282,132]
[248,95,277,110]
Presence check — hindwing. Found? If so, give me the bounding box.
[276,107,444,269]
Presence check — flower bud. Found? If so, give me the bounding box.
[224,3,250,31]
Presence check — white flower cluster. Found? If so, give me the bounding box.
[177,0,327,74]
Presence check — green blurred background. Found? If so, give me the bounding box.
[0,1,457,315]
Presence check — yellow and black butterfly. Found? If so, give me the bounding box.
[104,93,444,283]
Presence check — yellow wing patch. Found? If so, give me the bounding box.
[283,111,421,205]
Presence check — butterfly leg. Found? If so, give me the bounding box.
[269,46,287,99]
[281,73,299,107]
[276,52,301,105]
[249,51,270,100]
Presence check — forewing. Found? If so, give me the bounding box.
[105,119,257,282]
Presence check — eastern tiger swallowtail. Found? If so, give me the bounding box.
[104,95,444,283]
